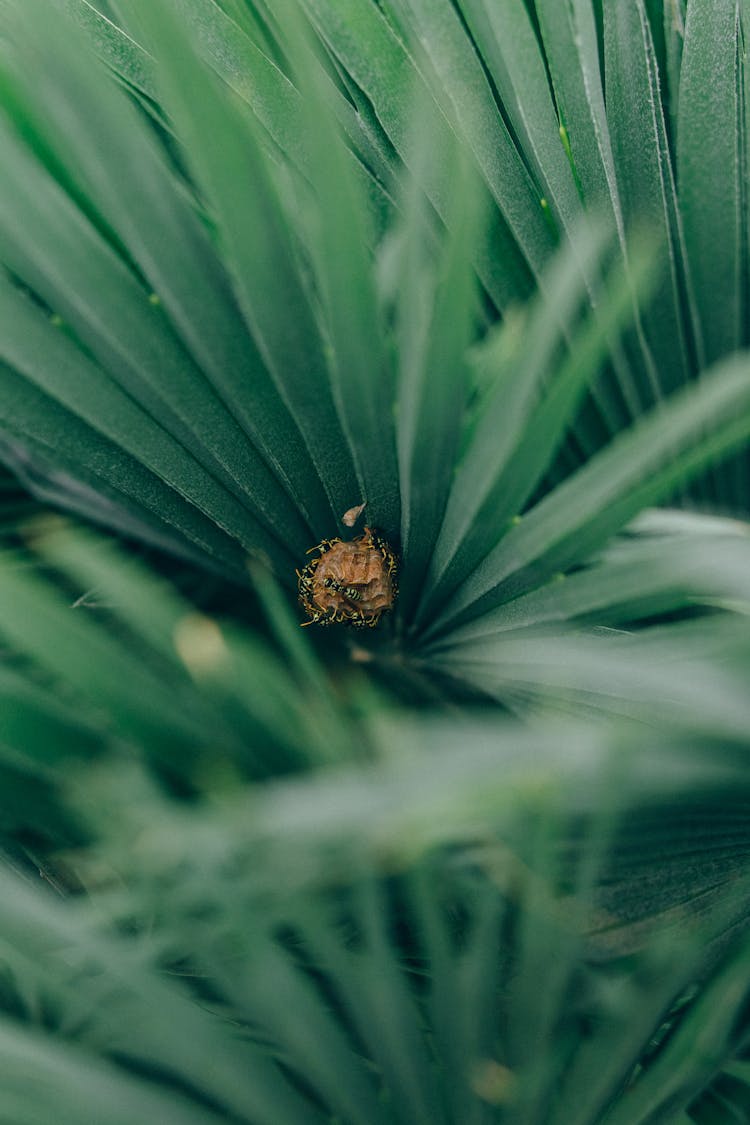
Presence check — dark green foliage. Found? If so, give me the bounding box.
[1,1,750,1121]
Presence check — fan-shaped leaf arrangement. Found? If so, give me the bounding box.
[1,1,750,1123]
[0,0,749,661]
[0,523,748,1124]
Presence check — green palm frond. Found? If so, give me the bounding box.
[3,613,750,1124]
[2,1,750,1122]
[0,0,749,638]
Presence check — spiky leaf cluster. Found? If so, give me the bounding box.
[0,1,750,1122]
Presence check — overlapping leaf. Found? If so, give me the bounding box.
[1,0,750,653]
[2,667,750,1124]
[0,9,749,1119]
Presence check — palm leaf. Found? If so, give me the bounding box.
[0,519,748,1121]
[1,5,750,1119]
[1,0,749,627]
[3,689,749,1123]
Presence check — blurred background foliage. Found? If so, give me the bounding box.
[1,0,750,1121]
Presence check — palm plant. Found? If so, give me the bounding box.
[1,0,750,1120]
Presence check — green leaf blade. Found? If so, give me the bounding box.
[677,0,744,362]
[125,0,360,531]
[604,0,702,396]
[425,353,750,636]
